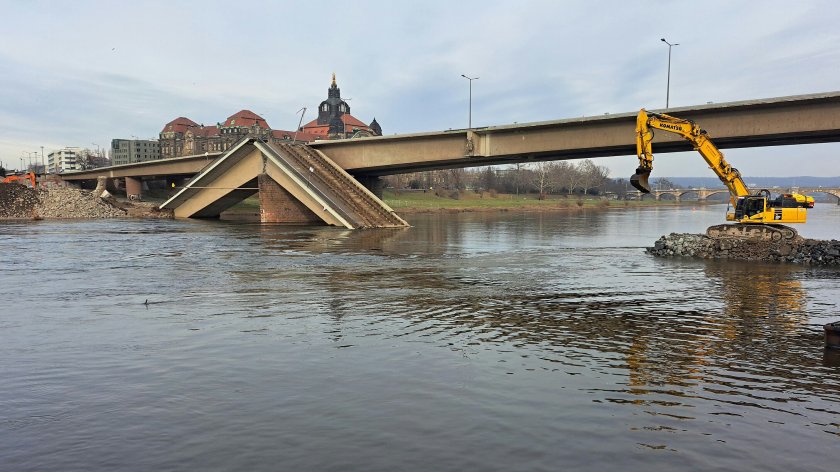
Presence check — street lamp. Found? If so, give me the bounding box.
[661,38,679,109]
[460,74,479,129]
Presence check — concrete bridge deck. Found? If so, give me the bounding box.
[62,91,840,182]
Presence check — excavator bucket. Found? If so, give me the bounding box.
[630,167,652,193]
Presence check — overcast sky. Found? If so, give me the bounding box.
[1,0,839,178]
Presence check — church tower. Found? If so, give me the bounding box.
[317,73,351,125]
[301,73,380,139]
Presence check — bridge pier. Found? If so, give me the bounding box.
[125,177,143,200]
[257,174,322,224]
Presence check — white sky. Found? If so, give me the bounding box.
[1,0,839,178]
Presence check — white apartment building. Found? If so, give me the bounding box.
[47,148,80,173]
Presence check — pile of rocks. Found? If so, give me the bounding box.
[0,183,40,218]
[1,184,128,219]
[648,232,840,266]
[35,187,127,218]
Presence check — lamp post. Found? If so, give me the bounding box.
[31,151,39,173]
[661,38,679,109]
[460,74,479,129]
[22,151,37,172]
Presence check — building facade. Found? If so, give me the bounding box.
[158,74,381,159]
[47,148,79,173]
[158,111,319,159]
[111,139,161,166]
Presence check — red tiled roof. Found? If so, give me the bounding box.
[341,114,368,128]
[186,125,220,138]
[223,110,270,129]
[302,114,371,132]
[271,129,319,142]
[162,117,199,134]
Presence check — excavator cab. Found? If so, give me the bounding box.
[630,167,652,193]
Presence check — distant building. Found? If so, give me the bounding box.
[301,74,382,139]
[111,139,160,166]
[157,74,379,159]
[158,111,319,159]
[47,148,79,173]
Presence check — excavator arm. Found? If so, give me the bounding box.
[631,109,750,200]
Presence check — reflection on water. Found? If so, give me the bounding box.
[1,205,839,472]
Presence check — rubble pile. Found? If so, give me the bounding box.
[648,232,840,266]
[1,185,129,219]
[0,183,40,218]
[36,187,127,218]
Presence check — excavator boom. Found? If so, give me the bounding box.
[632,109,751,199]
[631,108,813,239]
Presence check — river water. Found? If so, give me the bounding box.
[1,204,839,471]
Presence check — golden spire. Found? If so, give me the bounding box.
[331,72,337,87]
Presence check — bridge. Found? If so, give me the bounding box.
[642,187,840,203]
[58,91,840,226]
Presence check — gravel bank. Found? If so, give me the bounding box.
[36,187,127,218]
[648,232,840,266]
[1,184,144,219]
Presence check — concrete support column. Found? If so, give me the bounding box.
[354,175,384,199]
[675,195,681,203]
[258,173,322,224]
[125,176,142,200]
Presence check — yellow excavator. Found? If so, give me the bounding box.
[630,109,814,240]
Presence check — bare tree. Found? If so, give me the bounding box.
[578,160,610,194]
[652,177,678,190]
[547,161,575,194]
[77,148,111,170]
[528,162,557,199]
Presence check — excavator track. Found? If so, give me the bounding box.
[705,224,798,241]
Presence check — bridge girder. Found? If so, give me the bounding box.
[60,91,840,182]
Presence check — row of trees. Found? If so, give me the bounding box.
[383,159,614,197]
[74,148,111,170]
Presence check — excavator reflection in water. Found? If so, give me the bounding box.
[631,109,814,241]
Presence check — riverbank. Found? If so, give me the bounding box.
[382,190,705,213]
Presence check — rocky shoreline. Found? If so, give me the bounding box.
[648,232,840,266]
[0,183,172,219]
